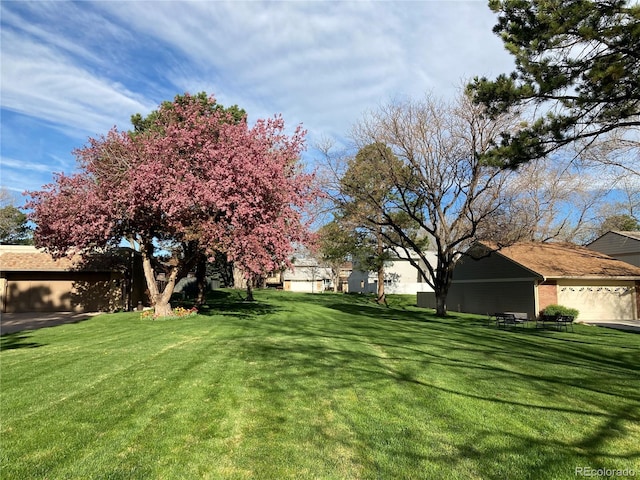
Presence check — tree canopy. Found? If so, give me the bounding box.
[597,214,640,235]
[0,188,33,245]
[468,0,640,167]
[0,205,32,245]
[130,92,246,134]
[338,143,409,303]
[347,92,518,316]
[27,93,316,317]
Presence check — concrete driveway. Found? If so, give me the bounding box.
[580,319,640,333]
[0,312,101,335]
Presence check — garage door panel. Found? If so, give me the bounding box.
[6,280,74,312]
[557,286,635,321]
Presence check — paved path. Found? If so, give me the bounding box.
[0,312,101,335]
[581,319,640,333]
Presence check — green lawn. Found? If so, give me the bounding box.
[1,290,639,479]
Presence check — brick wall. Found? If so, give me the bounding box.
[636,281,640,320]
[537,282,558,315]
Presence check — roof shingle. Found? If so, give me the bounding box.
[0,249,79,272]
[487,242,640,279]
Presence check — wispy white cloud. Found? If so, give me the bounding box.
[0,156,57,199]
[1,29,154,136]
[95,1,513,141]
[1,0,515,194]
[1,157,57,174]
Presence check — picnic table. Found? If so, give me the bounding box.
[536,314,575,332]
[494,312,528,329]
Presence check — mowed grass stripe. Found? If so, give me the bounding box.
[1,290,639,479]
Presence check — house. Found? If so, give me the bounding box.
[281,257,332,293]
[0,245,145,313]
[261,250,332,293]
[445,242,640,322]
[348,250,436,295]
[587,231,640,268]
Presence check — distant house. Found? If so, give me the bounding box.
[587,231,640,268]
[0,245,145,313]
[348,250,436,295]
[444,242,640,322]
[281,253,333,293]
[263,254,352,294]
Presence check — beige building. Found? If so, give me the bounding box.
[348,250,436,295]
[0,245,145,313]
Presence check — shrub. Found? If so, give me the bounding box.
[542,304,579,319]
[172,306,198,318]
[140,306,197,320]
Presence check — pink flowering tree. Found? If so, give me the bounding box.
[28,94,317,317]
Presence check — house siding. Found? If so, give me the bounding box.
[2,271,124,313]
[0,246,146,313]
[453,250,538,280]
[447,280,536,319]
[588,233,640,267]
[446,249,540,318]
[438,241,640,322]
[610,252,640,267]
[284,279,324,293]
[348,255,434,295]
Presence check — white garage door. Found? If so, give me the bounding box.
[557,285,636,321]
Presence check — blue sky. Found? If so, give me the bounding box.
[1,0,515,202]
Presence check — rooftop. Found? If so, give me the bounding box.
[483,241,640,279]
[0,246,78,272]
[0,245,134,272]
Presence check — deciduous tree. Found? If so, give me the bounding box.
[350,92,518,316]
[130,92,246,304]
[316,218,357,293]
[477,157,608,244]
[28,94,316,317]
[339,143,407,304]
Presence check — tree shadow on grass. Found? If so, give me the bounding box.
[237,317,640,479]
[196,290,640,450]
[0,332,44,351]
[194,289,280,319]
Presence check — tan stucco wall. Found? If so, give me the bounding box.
[2,272,124,313]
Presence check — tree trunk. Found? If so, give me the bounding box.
[246,279,255,302]
[195,254,207,306]
[376,265,386,304]
[435,291,447,317]
[375,228,386,304]
[139,242,178,318]
[333,269,340,293]
[154,300,174,318]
